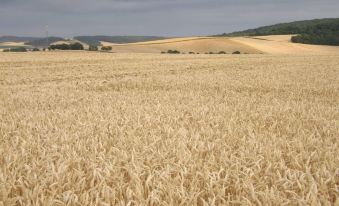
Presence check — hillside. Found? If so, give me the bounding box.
[100,35,339,55]
[74,36,166,46]
[0,42,33,50]
[232,35,339,55]
[0,36,39,43]
[221,18,339,36]
[101,37,262,54]
[25,37,65,47]
[220,18,339,46]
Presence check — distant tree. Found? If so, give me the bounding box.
[60,44,70,50]
[101,46,112,51]
[48,43,84,50]
[232,51,241,54]
[9,47,27,52]
[69,42,84,50]
[291,33,339,46]
[49,44,70,50]
[3,49,10,52]
[88,45,98,51]
[167,50,180,54]
[32,48,40,51]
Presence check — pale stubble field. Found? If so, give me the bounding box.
[0,52,338,205]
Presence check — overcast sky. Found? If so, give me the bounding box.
[0,0,338,38]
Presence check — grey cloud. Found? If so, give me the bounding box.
[0,0,338,37]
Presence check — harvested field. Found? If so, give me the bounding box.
[0,42,29,50]
[102,37,262,54]
[0,52,338,205]
[232,35,339,55]
[100,35,339,55]
[0,42,26,46]
[101,37,203,46]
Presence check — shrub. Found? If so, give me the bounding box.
[218,51,227,54]
[3,49,10,52]
[209,52,214,54]
[167,50,180,54]
[101,46,112,51]
[70,42,84,50]
[48,43,84,51]
[58,44,70,50]
[161,51,166,54]
[32,48,40,52]
[9,47,27,52]
[48,45,55,50]
[89,45,98,51]
[189,52,195,54]
[49,44,70,50]
[233,51,241,54]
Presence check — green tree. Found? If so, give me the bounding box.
[10,47,27,52]
[70,43,84,50]
[101,46,112,51]
[49,44,70,50]
[167,50,180,54]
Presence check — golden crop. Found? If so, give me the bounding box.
[0,52,338,205]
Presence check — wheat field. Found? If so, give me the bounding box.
[0,52,338,205]
[101,37,262,54]
[99,36,339,55]
[232,36,339,55]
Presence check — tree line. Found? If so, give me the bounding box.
[3,44,113,52]
[221,18,339,46]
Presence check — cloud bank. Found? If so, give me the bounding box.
[1,0,338,37]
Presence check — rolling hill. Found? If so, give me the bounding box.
[0,36,39,43]
[100,37,262,54]
[232,35,339,55]
[25,37,65,47]
[0,42,33,50]
[221,18,339,36]
[99,35,339,55]
[2,18,339,52]
[74,36,166,46]
[220,18,339,46]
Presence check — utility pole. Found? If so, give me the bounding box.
[45,25,49,50]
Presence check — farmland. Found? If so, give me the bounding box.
[101,35,339,54]
[0,52,338,205]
